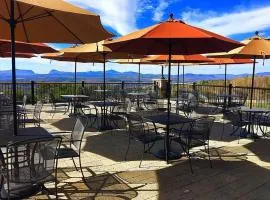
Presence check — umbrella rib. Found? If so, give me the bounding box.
[4,0,11,18]
[16,11,54,23]
[0,14,8,22]
[16,2,30,42]
[43,9,84,44]
[15,5,35,22]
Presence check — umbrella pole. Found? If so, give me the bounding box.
[224,64,227,94]
[103,53,106,128]
[250,57,256,109]
[138,63,141,86]
[166,41,172,163]
[10,0,18,136]
[176,63,180,114]
[161,65,164,79]
[73,60,77,114]
[74,60,77,95]
[182,65,185,88]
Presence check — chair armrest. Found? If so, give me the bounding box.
[51,131,72,136]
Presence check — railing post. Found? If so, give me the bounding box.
[228,84,233,106]
[121,81,125,91]
[31,81,35,105]
[192,82,196,91]
[153,81,157,92]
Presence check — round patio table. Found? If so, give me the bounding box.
[216,94,240,111]
[128,92,149,110]
[90,101,121,131]
[144,113,195,160]
[61,95,89,116]
[238,107,270,139]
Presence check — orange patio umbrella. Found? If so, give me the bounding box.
[0,0,112,135]
[105,14,243,162]
[207,32,270,108]
[0,52,36,58]
[0,39,57,54]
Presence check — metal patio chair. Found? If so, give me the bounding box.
[49,93,69,117]
[223,109,250,142]
[55,115,88,179]
[0,137,61,199]
[171,116,215,173]
[125,113,164,167]
[19,100,43,127]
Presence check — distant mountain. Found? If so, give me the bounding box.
[0,69,269,83]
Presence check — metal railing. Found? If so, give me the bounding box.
[0,81,270,108]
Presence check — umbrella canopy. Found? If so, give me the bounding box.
[0,39,57,54]
[62,40,142,60]
[105,14,243,162]
[207,34,270,59]
[207,32,270,108]
[105,14,243,55]
[146,54,212,63]
[0,0,112,135]
[0,0,113,43]
[0,52,36,58]
[41,52,103,63]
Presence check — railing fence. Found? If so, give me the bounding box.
[0,81,270,108]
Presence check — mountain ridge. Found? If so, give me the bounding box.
[0,69,270,82]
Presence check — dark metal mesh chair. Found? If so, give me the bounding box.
[223,109,249,141]
[0,137,61,199]
[177,92,199,117]
[56,115,88,178]
[125,113,164,167]
[49,93,68,117]
[18,100,43,128]
[172,116,215,173]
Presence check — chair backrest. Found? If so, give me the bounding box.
[22,95,27,108]
[49,93,56,106]
[191,116,215,140]
[187,93,199,108]
[1,137,61,199]
[71,116,88,152]
[125,98,132,114]
[126,114,146,139]
[0,111,13,130]
[223,109,242,126]
[33,100,43,121]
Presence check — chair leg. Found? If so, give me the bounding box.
[124,137,131,161]
[187,153,193,173]
[71,157,79,171]
[52,107,56,118]
[78,155,86,181]
[139,145,145,168]
[206,143,212,168]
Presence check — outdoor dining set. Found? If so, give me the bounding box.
[0,0,270,198]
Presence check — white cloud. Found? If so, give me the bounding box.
[66,0,151,35]
[152,0,169,22]
[182,6,270,36]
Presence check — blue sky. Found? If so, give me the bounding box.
[1,0,270,75]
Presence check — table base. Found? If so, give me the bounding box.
[154,149,181,160]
